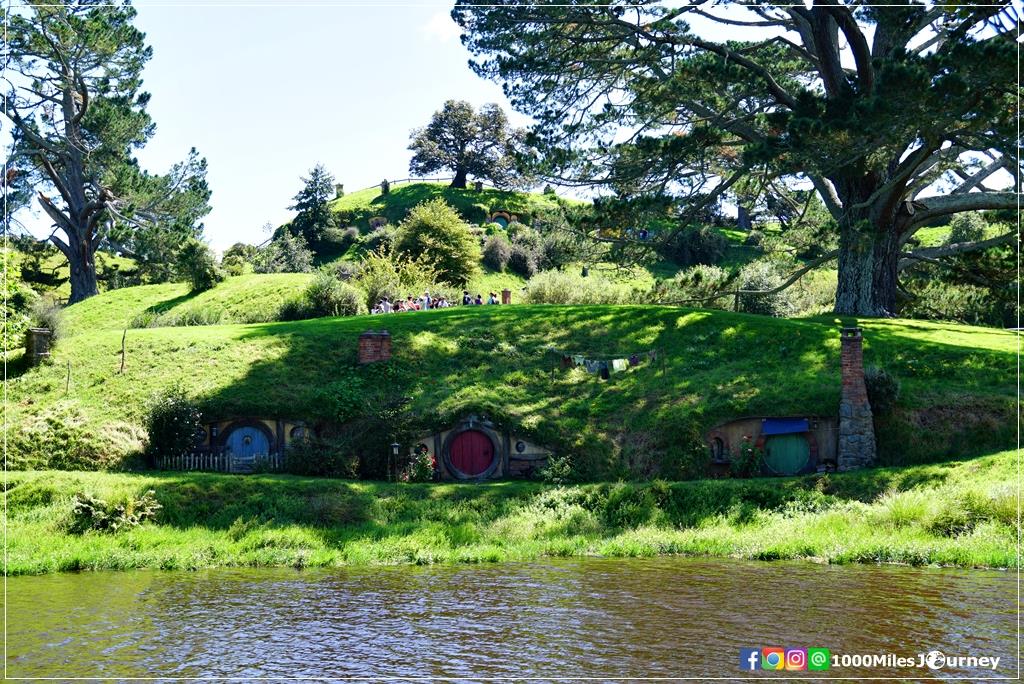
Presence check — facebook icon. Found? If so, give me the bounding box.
[739,648,761,671]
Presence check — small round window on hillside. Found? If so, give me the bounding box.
[290,426,306,440]
[515,440,527,453]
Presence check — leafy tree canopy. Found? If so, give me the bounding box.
[409,100,526,189]
[1,0,211,303]
[454,1,1020,316]
[393,199,481,286]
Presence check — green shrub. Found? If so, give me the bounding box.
[28,297,66,344]
[539,453,573,484]
[401,449,435,483]
[482,235,512,271]
[394,199,481,286]
[523,270,636,305]
[659,225,727,267]
[361,225,396,254]
[352,251,438,311]
[254,233,314,273]
[865,366,900,414]
[145,387,203,464]
[284,434,359,479]
[483,222,507,236]
[296,272,368,318]
[70,490,161,534]
[945,212,986,245]
[736,259,795,317]
[176,239,225,292]
[651,264,732,308]
[508,244,538,278]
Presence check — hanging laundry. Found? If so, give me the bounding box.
[599,361,610,380]
[611,358,628,373]
[561,355,572,368]
[572,354,585,366]
[585,359,600,374]
[629,354,639,367]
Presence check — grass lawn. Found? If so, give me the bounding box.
[62,273,314,330]
[5,448,1016,574]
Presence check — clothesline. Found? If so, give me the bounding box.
[543,345,658,358]
[544,346,660,379]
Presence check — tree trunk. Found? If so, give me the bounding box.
[65,236,99,304]
[832,181,900,317]
[450,167,468,189]
[737,205,752,231]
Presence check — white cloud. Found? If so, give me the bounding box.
[419,11,462,43]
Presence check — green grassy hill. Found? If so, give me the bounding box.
[8,277,1016,475]
[330,181,572,230]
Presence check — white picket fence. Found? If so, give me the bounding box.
[158,451,284,474]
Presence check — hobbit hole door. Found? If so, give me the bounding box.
[763,434,810,476]
[226,426,270,471]
[449,430,494,477]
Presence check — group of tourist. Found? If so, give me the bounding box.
[371,290,503,314]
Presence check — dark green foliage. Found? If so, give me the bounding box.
[865,367,901,415]
[945,213,986,245]
[221,243,259,275]
[538,453,573,484]
[729,437,764,479]
[280,272,367,320]
[658,226,727,267]
[288,164,339,253]
[360,225,396,254]
[176,239,224,292]
[482,235,512,271]
[254,233,314,273]
[508,244,538,278]
[145,387,202,463]
[284,434,359,479]
[454,2,1017,316]
[736,260,792,317]
[409,100,524,188]
[402,449,435,483]
[70,490,160,534]
[393,199,481,286]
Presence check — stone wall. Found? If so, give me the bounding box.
[837,327,876,470]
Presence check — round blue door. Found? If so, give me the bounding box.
[226,426,270,458]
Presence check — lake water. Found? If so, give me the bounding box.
[7,558,1017,679]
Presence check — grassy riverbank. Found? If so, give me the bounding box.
[6,449,1016,575]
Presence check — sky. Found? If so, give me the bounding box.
[11,2,532,251]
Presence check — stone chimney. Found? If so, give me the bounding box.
[358,330,392,364]
[838,327,875,470]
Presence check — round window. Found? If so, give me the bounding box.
[290,426,306,440]
[515,440,527,453]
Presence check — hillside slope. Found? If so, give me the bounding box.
[8,295,1016,475]
[330,181,571,229]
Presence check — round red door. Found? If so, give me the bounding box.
[449,430,494,476]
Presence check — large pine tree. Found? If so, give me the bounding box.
[2,1,210,303]
[455,1,1019,316]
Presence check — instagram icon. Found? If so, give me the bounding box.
[785,648,807,671]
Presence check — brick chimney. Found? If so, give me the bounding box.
[358,330,392,364]
[838,327,875,470]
